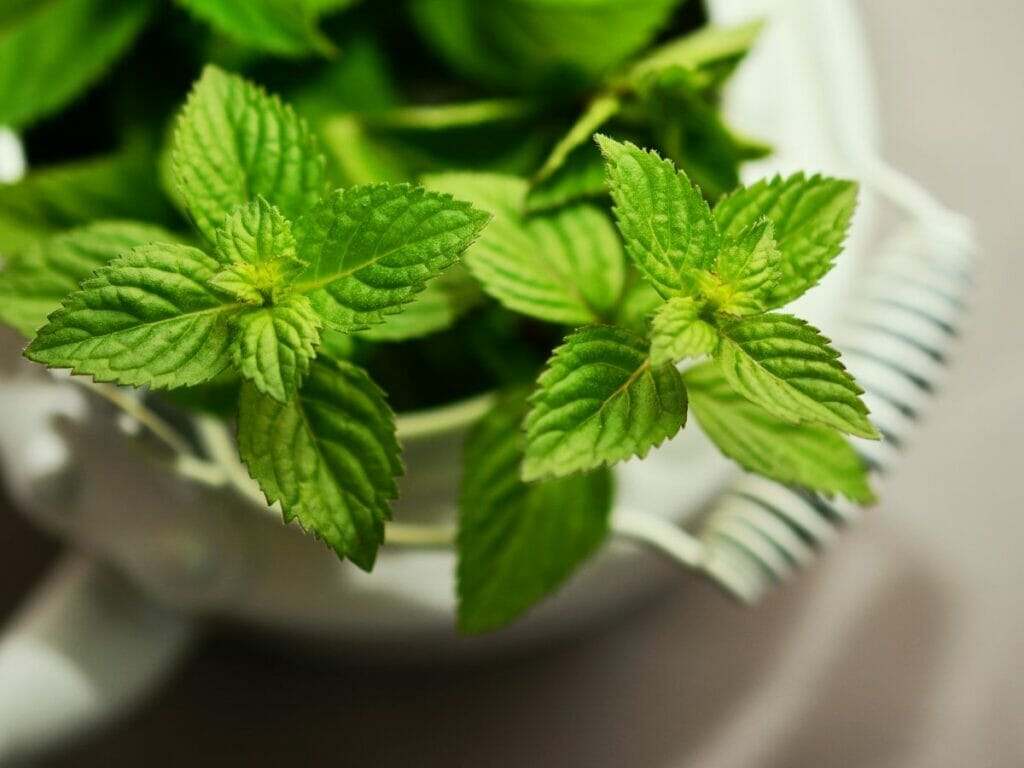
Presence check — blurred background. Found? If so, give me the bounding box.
[0,0,1021,765]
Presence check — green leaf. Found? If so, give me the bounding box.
[237,355,401,570]
[0,0,156,127]
[209,198,305,303]
[215,197,297,266]
[424,172,624,325]
[292,183,490,331]
[0,147,177,254]
[709,217,780,315]
[174,0,333,57]
[411,0,680,91]
[713,174,858,308]
[649,296,717,365]
[716,313,878,439]
[230,294,321,402]
[357,264,483,342]
[457,390,613,633]
[25,244,240,389]
[629,21,763,88]
[523,324,687,481]
[172,66,326,243]
[208,264,264,304]
[596,135,718,299]
[0,221,178,338]
[685,362,874,502]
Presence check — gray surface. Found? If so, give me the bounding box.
[1,0,1022,765]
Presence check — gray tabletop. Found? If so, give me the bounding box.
[1,0,1021,765]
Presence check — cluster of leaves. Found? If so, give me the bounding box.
[0,1,878,634]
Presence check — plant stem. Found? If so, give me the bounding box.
[79,381,194,457]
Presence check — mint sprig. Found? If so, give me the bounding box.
[521,136,876,488]
[22,66,488,570]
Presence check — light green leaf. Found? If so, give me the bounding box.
[172,66,326,242]
[0,0,156,127]
[174,0,333,57]
[292,183,490,331]
[231,294,321,402]
[0,148,176,254]
[25,244,240,389]
[237,355,401,570]
[596,135,718,299]
[457,390,613,634]
[357,264,483,342]
[424,172,623,325]
[716,313,878,439]
[534,94,621,185]
[215,197,296,266]
[685,361,874,502]
[713,174,857,308]
[629,20,763,88]
[209,198,305,302]
[208,264,264,304]
[649,296,717,365]
[710,217,780,315]
[0,221,178,338]
[523,324,687,481]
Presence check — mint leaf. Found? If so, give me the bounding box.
[596,135,718,299]
[231,295,321,403]
[411,0,678,90]
[716,313,878,439]
[357,265,482,342]
[0,221,178,338]
[458,390,613,633]
[292,183,489,331]
[0,147,176,254]
[629,21,763,89]
[0,0,156,127]
[685,362,874,502]
[523,325,687,481]
[174,0,333,57]
[215,197,297,266]
[25,244,240,389]
[208,264,265,304]
[172,66,326,242]
[424,173,624,325]
[209,198,305,303]
[649,296,717,365]
[237,355,401,570]
[709,217,780,315]
[713,174,857,308]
